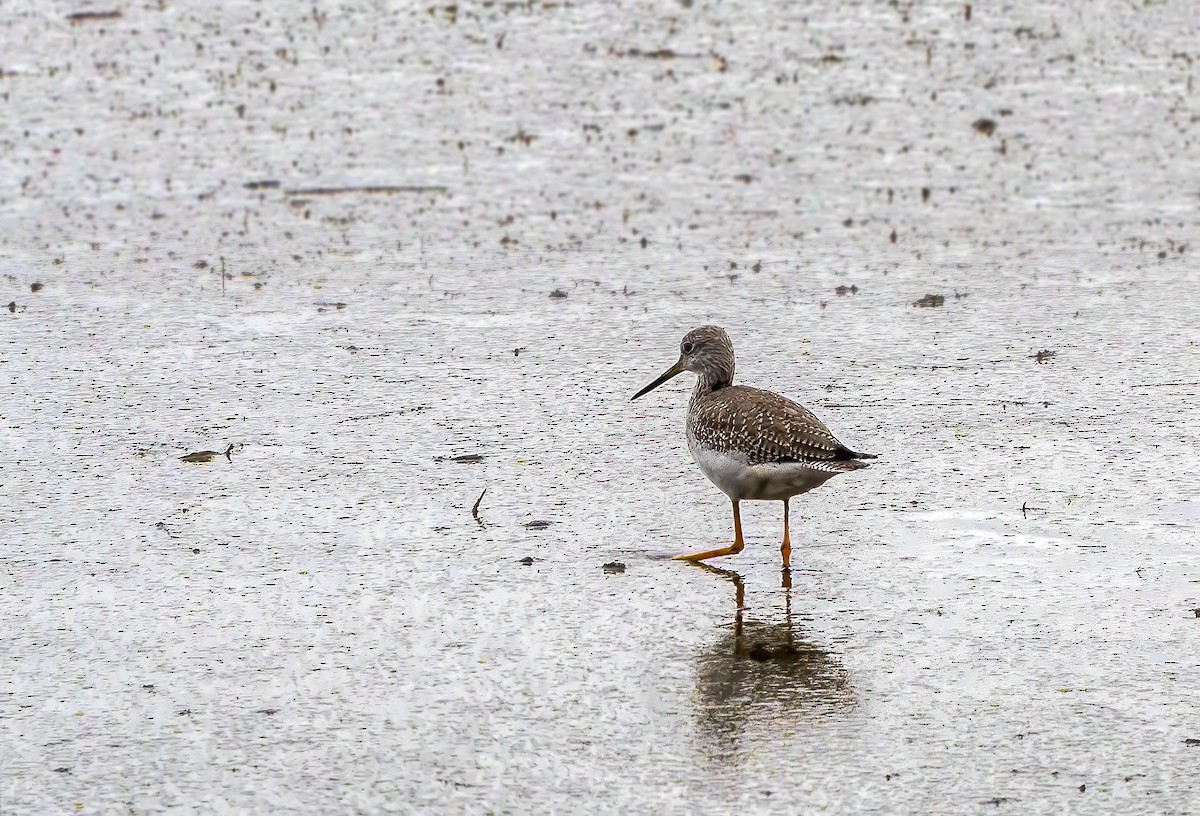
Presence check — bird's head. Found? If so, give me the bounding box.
[631,325,735,400]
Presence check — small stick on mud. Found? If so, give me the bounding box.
[471,488,486,522]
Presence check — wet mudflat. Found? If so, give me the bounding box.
[2,1,1199,813]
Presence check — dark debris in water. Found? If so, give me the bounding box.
[434,454,484,464]
[180,444,235,464]
[602,561,626,574]
[973,117,998,136]
[619,47,723,61]
[315,301,348,311]
[913,293,945,308]
[518,556,535,565]
[1033,349,1057,364]
[507,128,537,147]
[67,10,122,23]
[1185,738,1200,746]
[524,520,552,530]
[30,282,43,292]
[549,288,568,299]
[285,185,447,196]
[835,284,859,296]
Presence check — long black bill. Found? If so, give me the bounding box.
[631,359,685,401]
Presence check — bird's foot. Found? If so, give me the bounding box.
[672,542,743,562]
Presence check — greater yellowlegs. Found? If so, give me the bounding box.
[632,325,877,570]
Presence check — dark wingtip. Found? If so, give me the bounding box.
[833,447,879,461]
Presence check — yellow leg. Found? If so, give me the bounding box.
[673,501,745,562]
[781,499,792,571]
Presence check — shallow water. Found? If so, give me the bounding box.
[3,1,1200,813]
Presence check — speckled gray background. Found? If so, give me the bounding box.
[2,1,1199,813]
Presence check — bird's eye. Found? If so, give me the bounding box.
[682,342,694,354]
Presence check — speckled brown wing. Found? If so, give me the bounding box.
[688,385,871,466]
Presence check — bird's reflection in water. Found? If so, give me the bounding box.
[692,565,854,761]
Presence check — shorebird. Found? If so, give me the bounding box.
[632,326,877,570]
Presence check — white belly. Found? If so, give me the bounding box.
[687,429,837,502]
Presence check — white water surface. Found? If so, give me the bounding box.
[2,1,1199,813]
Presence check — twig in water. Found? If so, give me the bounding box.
[471,488,486,522]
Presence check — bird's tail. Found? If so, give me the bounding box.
[809,457,874,473]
